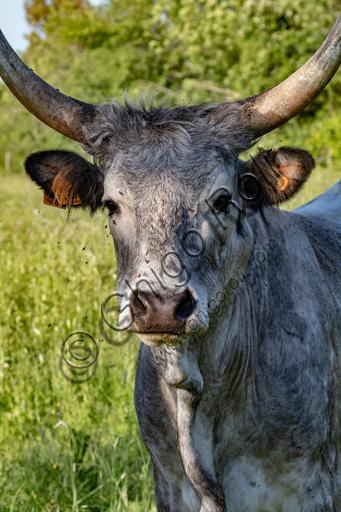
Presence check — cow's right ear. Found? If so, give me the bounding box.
[25,150,104,213]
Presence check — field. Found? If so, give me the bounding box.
[0,158,340,511]
[0,173,156,512]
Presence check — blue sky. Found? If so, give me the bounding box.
[0,0,102,52]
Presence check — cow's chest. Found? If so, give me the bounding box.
[209,452,301,512]
[135,339,338,511]
[138,381,303,512]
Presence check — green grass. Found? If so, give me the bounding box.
[0,173,156,512]
[0,163,339,511]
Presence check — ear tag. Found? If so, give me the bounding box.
[277,176,290,191]
[43,192,58,207]
[269,148,278,161]
[42,175,82,208]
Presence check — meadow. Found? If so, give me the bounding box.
[0,149,340,511]
[0,173,156,512]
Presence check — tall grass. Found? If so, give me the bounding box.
[0,173,156,512]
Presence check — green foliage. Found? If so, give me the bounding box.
[25,0,90,29]
[1,0,340,174]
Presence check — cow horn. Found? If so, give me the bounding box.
[0,30,97,142]
[240,13,341,136]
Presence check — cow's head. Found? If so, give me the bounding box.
[24,105,315,346]
[0,15,339,346]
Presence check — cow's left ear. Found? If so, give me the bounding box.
[240,147,315,208]
[25,150,104,213]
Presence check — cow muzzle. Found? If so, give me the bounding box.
[127,289,198,345]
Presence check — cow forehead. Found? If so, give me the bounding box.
[103,144,236,205]
[104,156,237,260]
[83,101,254,165]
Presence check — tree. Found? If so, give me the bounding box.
[25,0,90,30]
[1,0,341,174]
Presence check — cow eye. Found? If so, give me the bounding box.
[213,192,232,214]
[104,201,118,214]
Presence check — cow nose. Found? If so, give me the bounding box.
[175,290,197,319]
[129,289,197,332]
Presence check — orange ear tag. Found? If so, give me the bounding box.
[43,192,58,207]
[276,176,290,191]
[269,148,278,161]
[43,175,82,208]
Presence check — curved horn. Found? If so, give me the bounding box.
[240,13,341,136]
[0,30,96,142]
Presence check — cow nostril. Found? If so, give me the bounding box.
[175,290,196,320]
[130,290,147,317]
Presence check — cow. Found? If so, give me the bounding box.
[1,12,341,512]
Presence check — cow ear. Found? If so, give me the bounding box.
[239,147,315,208]
[25,150,104,213]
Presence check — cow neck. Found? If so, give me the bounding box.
[160,340,226,511]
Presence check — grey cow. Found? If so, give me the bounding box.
[1,12,341,512]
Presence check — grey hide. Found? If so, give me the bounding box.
[134,180,341,512]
